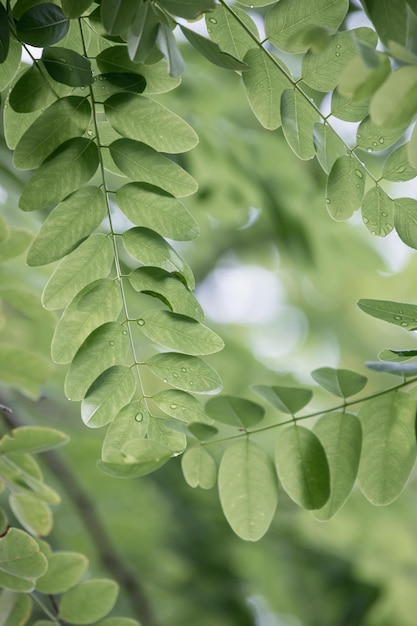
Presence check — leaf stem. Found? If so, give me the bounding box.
[30,592,62,624]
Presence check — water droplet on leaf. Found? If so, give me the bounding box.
[135,413,143,422]
[208,17,217,23]
[137,319,145,326]
[170,404,177,410]
[109,340,115,346]
[355,169,363,178]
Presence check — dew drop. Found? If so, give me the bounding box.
[336,44,342,49]
[385,223,393,230]
[325,197,330,204]
[181,367,187,372]
[399,310,405,314]
[335,52,340,57]
[137,319,145,326]
[208,17,217,23]
[59,57,67,63]
[87,130,94,137]
[401,322,409,327]
[398,166,406,173]
[259,83,264,88]
[122,330,128,335]
[357,133,362,139]
[394,316,402,320]
[170,404,178,410]
[363,217,369,224]
[109,340,115,346]
[372,141,377,147]
[381,212,387,217]
[135,413,143,422]
[207,27,212,33]
[355,169,363,178]
[378,137,384,144]
[163,378,168,383]
[371,230,376,235]
[173,373,179,378]
[367,147,373,153]
[189,381,194,385]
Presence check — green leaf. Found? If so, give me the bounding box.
[65,323,130,401]
[19,138,98,212]
[205,395,265,428]
[41,234,114,310]
[27,186,106,266]
[16,3,69,47]
[253,385,313,414]
[302,28,377,92]
[0,346,52,399]
[51,279,123,364]
[275,425,330,509]
[61,0,94,18]
[101,0,140,35]
[13,96,91,170]
[158,0,215,19]
[116,183,198,241]
[152,389,209,423]
[408,122,417,170]
[0,3,10,63]
[361,0,407,46]
[0,456,60,505]
[338,53,391,101]
[394,197,417,249]
[281,88,320,160]
[0,590,31,626]
[101,401,149,463]
[218,439,278,541]
[0,511,8,536]
[313,412,362,520]
[156,22,185,78]
[9,493,52,537]
[59,579,119,624]
[0,216,9,244]
[94,620,141,626]
[311,367,367,398]
[357,298,417,329]
[109,138,198,198]
[81,366,136,428]
[313,123,346,174]
[265,0,349,53]
[127,2,159,64]
[9,62,71,113]
[105,93,198,154]
[129,267,203,321]
[358,391,417,504]
[145,352,223,394]
[237,0,276,5]
[180,25,247,71]
[0,427,69,454]
[188,423,218,440]
[361,186,394,237]
[206,5,258,61]
[370,66,417,128]
[331,89,371,122]
[96,47,181,93]
[93,72,146,102]
[242,49,290,130]
[42,46,93,87]
[326,156,365,221]
[378,348,417,361]
[365,361,417,376]
[98,439,172,478]
[0,37,21,91]
[0,528,47,591]
[182,446,217,489]
[356,116,407,154]
[0,229,33,263]
[122,227,195,289]
[148,418,186,454]
[136,309,224,355]
[36,551,88,594]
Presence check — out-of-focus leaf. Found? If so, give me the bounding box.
[253,385,312,414]
[58,579,119,624]
[0,590,31,626]
[205,395,265,428]
[0,528,47,592]
[0,427,68,454]
[311,367,367,398]
[9,493,52,537]
[0,346,52,399]
[36,552,88,594]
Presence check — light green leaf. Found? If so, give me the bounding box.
[365,361,417,375]
[96,47,181,94]
[219,439,278,541]
[9,62,71,113]
[51,279,122,364]
[0,511,8,536]
[302,28,377,92]
[13,96,91,170]
[116,183,198,241]
[180,25,247,71]
[0,216,9,244]
[313,412,362,520]
[384,143,417,181]
[181,446,217,489]
[205,395,265,428]
[4,99,40,151]
[127,2,159,64]
[0,528,47,591]
[361,186,394,237]
[129,267,203,321]
[42,46,93,87]
[394,197,417,249]
[109,138,197,198]
[98,439,172,478]
[0,288,55,325]
[0,457,60,506]
[81,366,136,428]
[9,493,52,537]
[206,5,259,61]
[358,391,417,504]
[378,348,417,362]
[253,385,312,414]
[105,93,198,154]
[408,122,417,170]
[370,66,417,128]
[102,401,149,463]
[275,425,330,509]
[242,49,290,130]
[19,138,98,212]
[326,155,365,221]
[331,89,371,122]
[65,323,130,401]
[188,423,218,440]
[311,367,367,398]
[59,579,119,624]
[122,227,195,289]
[0,38,21,92]
[0,590,31,626]
[152,389,209,423]
[136,309,224,355]
[16,4,69,47]
[101,0,140,35]
[61,0,94,18]
[265,0,349,53]
[281,88,320,160]
[36,551,88,594]
[337,53,391,101]
[95,620,141,626]
[27,186,106,266]
[357,298,417,329]
[237,0,276,5]
[145,352,223,394]
[156,22,185,78]
[356,116,407,153]
[0,427,69,454]
[158,0,215,19]
[41,234,114,310]
[0,346,52,399]
[148,418,186,454]
[361,0,407,46]
[313,123,346,174]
